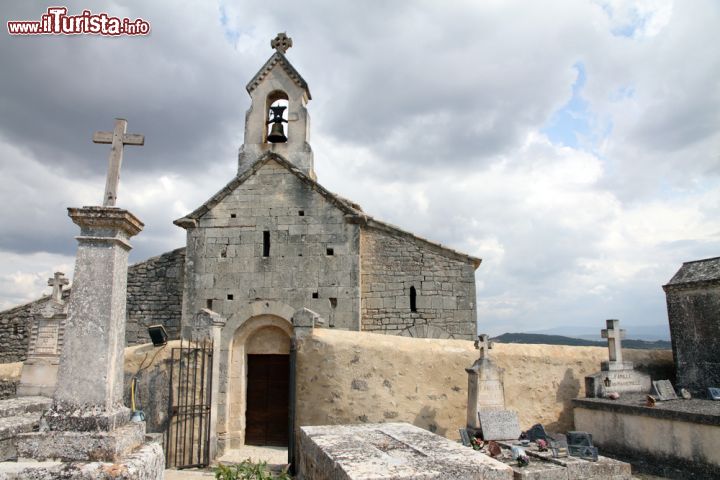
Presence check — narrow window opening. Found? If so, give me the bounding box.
[230,213,237,218]
[227,294,234,300]
[298,210,305,216]
[263,231,270,257]
[206,299,213,310]
[220,246,227,258]
[326,247,334,256]
[410,286,417,312]
[312,292,319,299]
[329,298,337,308]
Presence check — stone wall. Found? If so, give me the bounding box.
[295,328,673,439]
[126,247,185,345]
[182,159,361,330]
[359,226,477,340]
[0,248,185,362]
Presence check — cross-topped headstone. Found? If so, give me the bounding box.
[93,118,144,207]
[47,272,69,303]
[271,32,293,54]
[601,319,626,364]
[474,334,493,359]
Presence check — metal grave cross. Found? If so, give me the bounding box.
[474,334,493,359]
[93,118,144,206]
[601,319,626,364]
[48,272,69,302]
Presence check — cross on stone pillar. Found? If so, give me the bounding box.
[474,334,493,359]
[601,319,626,364]
[93,118,144,207]
[47,272,69,303]
[271,32,293,53]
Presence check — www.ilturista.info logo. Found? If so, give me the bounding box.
[7,7,150,36]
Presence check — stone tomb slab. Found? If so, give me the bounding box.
[479,410,521,441]
[652,380,679,401]
[299,422,513,480]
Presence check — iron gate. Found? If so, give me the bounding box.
[165,338,213,469]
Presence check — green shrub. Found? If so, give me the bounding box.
[214,459,291,480]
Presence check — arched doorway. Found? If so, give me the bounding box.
[227,314,291,448]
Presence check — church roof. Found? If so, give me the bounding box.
[174,152,481,269]
[246,52,311,100]
[664,256,720,288]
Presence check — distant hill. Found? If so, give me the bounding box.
[526,324,670,342]
[492,333,672,350]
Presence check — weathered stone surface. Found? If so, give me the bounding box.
[0,396,51,461]
[478,410,521,441]
[48,206,143,432]
[298,422,513,480]
[0,442,164,479]
[16,422,144,462]
[663,256,720,396]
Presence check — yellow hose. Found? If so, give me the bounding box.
[131,378,136,412]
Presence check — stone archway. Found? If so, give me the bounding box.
[225,314,292,449]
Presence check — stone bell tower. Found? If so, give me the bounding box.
[239,33,315,179]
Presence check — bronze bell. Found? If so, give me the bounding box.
[267,105,288,143]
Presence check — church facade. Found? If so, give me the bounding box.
[0,35,480,451]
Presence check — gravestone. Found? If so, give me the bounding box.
[466,334,507,431]
[652,380,679,401]
[709,388,720,400]
[585,319,651,398]
[478,410,521,441]
[525,423,549,442]
[17,272,68,397]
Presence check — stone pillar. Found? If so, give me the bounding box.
[193,308,226,461]
[44,207,143,431]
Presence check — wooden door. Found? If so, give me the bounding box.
[245,354,289,446]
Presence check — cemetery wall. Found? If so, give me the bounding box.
[295,329,674,438]
[125,247,185,346]
[359,226,477,340]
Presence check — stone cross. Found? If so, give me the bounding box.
[93,118,144,207]
[601,319,626,364]
[474,334,493,359]
[47,272,69,303]
[271,32,293,53]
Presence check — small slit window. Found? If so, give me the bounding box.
[230,213,237,218]
[326,248,334,256]
[227,294,234,300]
[298,210,305,216]
[206,299,213,310]
[329,298,337,308]
[263,231,270,257]
[409,286,417,312]
[312,292,319,299]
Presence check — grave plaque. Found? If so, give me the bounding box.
[35,321,60,355]
[708,388,720,400]
[652,380,678,401]
[525,423,549,442]
[459,428,471,447]
[566,431,593,447]
[478,410,521,441]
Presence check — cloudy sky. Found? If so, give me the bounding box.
[1,0,718,337]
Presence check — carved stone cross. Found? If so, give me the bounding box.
[474,334,493,359]
[93,118,144,206]
[271,32,293,54]
[47,272,69,303]
[601,319,626,364]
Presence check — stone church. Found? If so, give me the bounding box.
[0,34,480,450]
